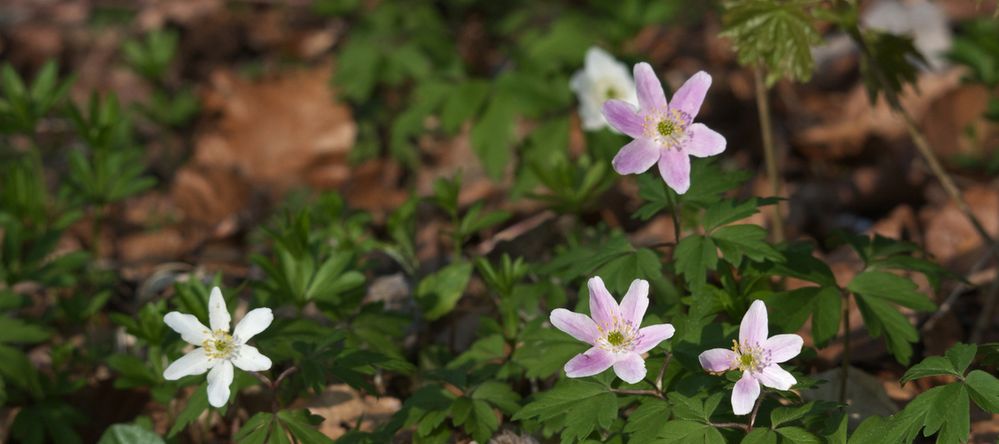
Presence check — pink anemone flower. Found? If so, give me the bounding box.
[601,63,726,194]
[698,300,803,415]
[549,277,675,384]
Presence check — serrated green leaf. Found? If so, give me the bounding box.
[470,95,516,180]
[946,343,977,376]
[415,261,473,320]
[722,0,820,84]
[675,235,717,293]
[513,379,616,442]
[711,224,783,266]
[847,271,936,312]
[624,400,670,443]
[966,370,999,413]
[901,356,959,384]
[853,293,917,365]
[97,424,164,444]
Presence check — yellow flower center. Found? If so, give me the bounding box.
[731,339,770,373]
[605,87,618,100]
[606,330,626,346]
[657,119,677,137]
[643,107,692,150]
[203,330,238,360]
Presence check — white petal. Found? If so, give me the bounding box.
[231,344,272,372]
[163,348,213,380]
[233,308,274,343]
[164,312,211,345]
[756,365,796,391]
[206,360,234,408]
[208,287,230,332]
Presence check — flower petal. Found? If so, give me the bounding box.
[685,123,726,158]
[585,46,620,77]
[164,312,211,345]
[670,71,711,119]
[765,334,804,363]
[602,100,644,138]
[618,279,650,326]
[587,276,620,329]
[163,348,213,380]
[634,63,667,111]
[550,308,600,345]
[633,323,675,354]
[207,360,234,408]
[564,347,616,378]
[231,344,272,372]
[698,348,737,373]
[208,287,230,333]
[739,300,769,347]
[613,353,647,384]
[732,371,760,415]
[233,308,273,343]
[756,364,796,391]
[612,137,660,175]
[657,148,691,194]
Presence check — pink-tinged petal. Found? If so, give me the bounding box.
[587,276,620,329]
[739,300,769,347]
[633,323,675,354]
[685,123,726,158]
[613,353,647,384]
[612,137,660,175]
[550,308,600,345]
[657,149,691,194]
[618,279,650,326]
[764,334,803,363]
[732,372,760,415]
[163,312,211,346]
[208,287,230,333]
[602,100,644,138]
[564,347,615,378]
[670,71,712,119]
[634,63,667,111]
[699,348,737,373]
[206,360,234,408]
[756,365,796,391]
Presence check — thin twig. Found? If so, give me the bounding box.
[747,393,764,432]
[971,273,999,343]
[667,190,682,243]
[753,64,785,243]
[609,388,664,399]
[921,253,992,333]
[712,422,750,431]
[654,352,672,394]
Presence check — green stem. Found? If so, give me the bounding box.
[753,64,785,243]
[840,291,851,405]
[666,189,682,243]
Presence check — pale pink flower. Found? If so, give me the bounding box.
[601,64,726,194]
[549,277,674,384]
[698,300,802,415]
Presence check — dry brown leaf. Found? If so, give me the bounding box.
[921,185,999,265]
[297,384,401,439]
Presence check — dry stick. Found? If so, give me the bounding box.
[712,422,750,431]
[971,273,999,344]
[654,352,673,394]
[841,15,999,343]
[609,388,664,399]
[753,64,785,243]
[921,252,992,333]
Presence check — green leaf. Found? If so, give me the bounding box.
[966,370,999,413]
[945,343,977,376]
[847,271,936,312]
[415,261,473,320]
[711,224,783,266]
[0,344,42,398]
[674,235,717,292]
[721,0,820,85]
[776,426,820,443]
[923,383,969,443]
[513,379,617,443]
[624,400,670,443]
[853,293,917,365]
[441,80,490,133]
[233,412,274,444]
[167,383,209,437]
[471,381,521,414]
[703,197,779,232]
[512,322,587,379]
[742,428,778,444]
[97,424,164,444]
[655,419,725,443]
[901,356,959,384]
[278,410,336,444]
[470,95,516,180]
[0,316,50,344]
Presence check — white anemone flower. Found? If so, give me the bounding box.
[570,46,638,132]
[162,287,274,408]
